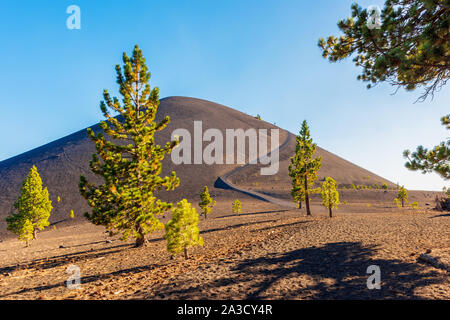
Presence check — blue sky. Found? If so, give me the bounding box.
[0,0,448,190]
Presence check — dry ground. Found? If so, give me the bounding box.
[0,197,448,300]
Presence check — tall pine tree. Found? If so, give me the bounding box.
[6,165,53,245]
[79,45,179,247]
[289,120,322,216]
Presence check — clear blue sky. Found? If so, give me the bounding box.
[0,0,448,191]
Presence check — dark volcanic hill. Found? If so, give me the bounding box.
[0,96,394,235]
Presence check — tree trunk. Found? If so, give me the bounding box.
[299,201,302,209]
[184,247,189,260]
[304,177,311,216]
[329,206,333,218]
[33,229,37,240]
[401,199,404,208]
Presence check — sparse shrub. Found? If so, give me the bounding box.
[381,183,388,191]
[164,199,203,259]
[394,198,402,208]
[255,114,262,120]
[351,184,356,190]
[321,177,340,218]
[199,186,216,219]
[6,166,53,246]
[366,203,371,208]
[69,210,75,219]
[232,200,242,214]
[411,201,419,209]
[343,200,348,205]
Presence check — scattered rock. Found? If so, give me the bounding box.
[426,249,432,254]
[106,239,112,244]
[59,245,65,249]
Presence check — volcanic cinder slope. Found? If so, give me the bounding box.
[0,96,394,236]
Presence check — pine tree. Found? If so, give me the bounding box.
[79,45,179,247]
[232,199,242,214]
[403,114,449,180]
[321,177,340,218]
[289,120,322,216]
[198,186,216,219]
[395,186,409,208]
[318,0,449,102]
[164,199,204,259]
[6,165,53,244]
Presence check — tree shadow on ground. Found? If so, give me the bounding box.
[0,242,133,276]
[217,209,290,219]
[146,242,445,299]
[0,263,160,298]
[430,213,450,218]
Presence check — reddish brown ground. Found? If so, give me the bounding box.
[0,195,448,300]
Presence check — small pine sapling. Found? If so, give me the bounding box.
[232,200,242,214]
[321,177,340,218]
[164,199,204,259]
[199,186,216,219]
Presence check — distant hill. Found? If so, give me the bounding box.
[0,96,394,235]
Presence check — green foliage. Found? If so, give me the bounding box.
[321,177,340,217]
[351,184,357,190]
[395,186,409,207]
[164,199,204,259]
[394,198,402,208]
[79,45,179,247]
[6,166,53,244]
[232,199,242,214]
[403,114,449,180]
[411,201,419,209]
[69,210,75,219]
[199,186,216,219]
[318,0,449,101]
[381,183,389,190]
[288,120,322,215]
[255,114,262,120]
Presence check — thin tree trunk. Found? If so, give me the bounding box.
[329,206,333,218]
[304,177,311,216]
[299,201,302,209]
[33,229,37,240]
[184,247,189,260]
[401,199,404,208]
